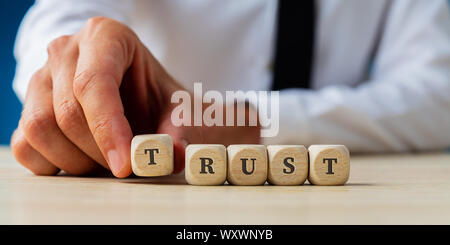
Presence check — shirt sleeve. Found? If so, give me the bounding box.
[13,0,135,102]
[263,0,450,152]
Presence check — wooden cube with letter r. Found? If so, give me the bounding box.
[131,134,174,177]
[227,145,267,185]
[308,145,350,185]
[185,144,227,185]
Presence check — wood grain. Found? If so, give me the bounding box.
[308,145,350,185]
[185,144,227,185]
[1,146,450,224]
[227,145,267,186]
[267,145,308,185]
[131,134,173,177]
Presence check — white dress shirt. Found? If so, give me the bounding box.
[13,0,450,152]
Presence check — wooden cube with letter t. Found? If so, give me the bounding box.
[131,134,174,176]
[267,145,308,185]
[308,145,350,185]
[185,144,227,185]
[227,145,268,185]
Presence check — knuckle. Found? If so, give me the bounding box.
[10,131,59,176]
[84,16,114,33]
[86,16,109,26]
[11,130,29,164]
[83,16,133,39]
[22,109,56,140]
[47,35,72,56]
[91,116,113,144]
[55,99,84,133]
[29,68,47,85]
[72,70,98,100]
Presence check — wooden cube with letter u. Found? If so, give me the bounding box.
[308,145,350,185]
[185,144,227,185]
[227,145,268,185]
[131,134,174,177]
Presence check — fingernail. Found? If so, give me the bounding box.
[107,149,123,177]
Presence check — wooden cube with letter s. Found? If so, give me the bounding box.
[267,145,308,185]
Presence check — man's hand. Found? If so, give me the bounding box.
[11,17,260,178]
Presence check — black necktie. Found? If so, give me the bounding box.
[272,0,315,90]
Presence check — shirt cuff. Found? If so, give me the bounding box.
[261,89,311,145]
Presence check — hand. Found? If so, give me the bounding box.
[11,17,260,178]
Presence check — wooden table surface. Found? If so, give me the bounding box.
[0,146,449,225]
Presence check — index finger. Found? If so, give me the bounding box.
[73,19,138,178]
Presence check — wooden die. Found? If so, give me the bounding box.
[131,134,174,177]
[185,144,227,185]
[267,145,308,185]
[227,145,267,185]
[308,145,350,185]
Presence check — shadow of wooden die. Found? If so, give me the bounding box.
[227,145,267,186]
[267,145,308,185]
[308,145,350,185]
[131,134,174,177]
[185,144,227,185]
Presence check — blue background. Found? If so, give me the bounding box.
[0,0,34,145]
